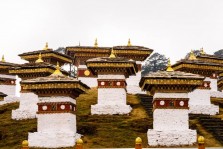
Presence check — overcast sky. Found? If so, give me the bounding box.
[0,0,223,64]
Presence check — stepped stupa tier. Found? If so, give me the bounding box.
[86,50,138,114]
[19,43,73,65]
[0,58,18,74]
[0,57,20,105]
[20,66,89,148]
[196,48,223,64]
[139,63,204,146]
[172,59,223,77]
[9,62,69,80]
[66,39,153,94]
[66,46,111,66]
[172,51,223,115]
[11,61,69,120]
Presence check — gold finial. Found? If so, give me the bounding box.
[198,136,205,144]
[43,42,48,50]
[52,62,63,75]
[76,138,83,145]
[1,55,5,62]
[135,137,142,144]
[127,38,132,46]
[94,38,98,47]
[22,140,29,147]
[109,48,116,58]
[200,47,206,55]
[35,53,44,63]
[188,50,197,60]
[166,58,174,72]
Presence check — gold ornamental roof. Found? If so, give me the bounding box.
[21,71,90,94]
[172,59,223,77]
[196,53,223,64]
[9,62,69,79]
[66,45,153,62]
[19,49,73,64]
[139,71,204,95]
[86,57,138,77]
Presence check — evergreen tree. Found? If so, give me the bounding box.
[142,52,168,76]
[214,49,223,57]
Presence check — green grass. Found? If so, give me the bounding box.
[0,88,222,148]
[0,103,37,149]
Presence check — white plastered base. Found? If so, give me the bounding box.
[189,105,219,115]
[91,104,132,115]
[11,93,38,120]
[147,129,197,146]
[28,132,81,148]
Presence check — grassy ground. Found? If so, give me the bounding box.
[0,88,222,148]
[0,103,37,149]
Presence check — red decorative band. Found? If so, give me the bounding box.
[98,79,126,88]
[210,73,218,79]
[37,102,76,114]
[77,69,95,77]
[0,79,16,85]
[153,98,189,109]
[197,81,211,89]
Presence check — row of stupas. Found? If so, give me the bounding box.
[0,40,223,148]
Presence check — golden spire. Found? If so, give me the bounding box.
[188,50,197,60]
[166,58,174,72]
[109,48,116,58]
[1,55,5,62]
[35,53,44,63]
[43,42,48,50]
[200,47,206,55]
[127,38,132,46]
[52,62,63,75]
[94,38,98,47]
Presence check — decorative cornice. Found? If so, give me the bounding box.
[20,53,72,63]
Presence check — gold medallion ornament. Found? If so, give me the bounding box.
[84,70,90,76]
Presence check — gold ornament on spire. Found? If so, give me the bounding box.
[109,48,116,58]
[188,50,197,60]
[35,53,44,63]
[94,38,98,47]
[53,62,63,75]
[166,58,174,72]
[127,38,132,46]
[1,55,5,62]
[200,47,206,55]
[43,42,49,50]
